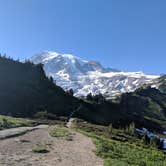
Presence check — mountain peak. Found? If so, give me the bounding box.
[30,51,159,98]
[31,51,88,64]
[30,51,110,73]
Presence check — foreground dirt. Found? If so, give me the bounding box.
[0,126,103,166]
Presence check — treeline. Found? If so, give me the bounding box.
[0,55,82,117]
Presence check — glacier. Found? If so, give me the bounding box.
[30,51,159,98]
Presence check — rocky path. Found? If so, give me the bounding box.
[0,126,103,166]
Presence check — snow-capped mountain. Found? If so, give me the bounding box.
[30,51,159,98]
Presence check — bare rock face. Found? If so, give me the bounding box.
[30,51,158,98]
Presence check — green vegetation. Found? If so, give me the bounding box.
[0,115,34,129]
[118,87,166,131]
[93,133,165,166]
[65,134,73,141]
[32,145,49,153]
[75,121,166,166]
[49,126,73,141]
[125,122,136,136]
[0,56,82,118]
[49,127,69,137]
[32,140,54,153]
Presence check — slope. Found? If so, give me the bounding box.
[0,56,81,117]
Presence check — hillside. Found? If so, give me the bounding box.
[119,86,166,131]
[80,86,166,131]
[0,56,81,117]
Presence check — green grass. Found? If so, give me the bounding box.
[49,126,73,141]
[75,121,166,166]
[82,131,166,166]
[65,134,73,141]
[32,145,49,153]
[49,127,69,137]
[0,115,35,129]
[32,141,53,154]
[75,121,141,145]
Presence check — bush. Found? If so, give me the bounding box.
[150,136,161,148]
[32,146,49,153]
[2,118,11,128]
[124,122,135,135]
[142,132,150,145]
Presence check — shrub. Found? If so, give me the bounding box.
[150,136,161,148]
[124,122,135,135]
[2,118,11,128]
[142,132,150,145]
[32,145,49,153]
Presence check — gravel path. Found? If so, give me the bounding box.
[0,126,103,166]
[0,125,48,139]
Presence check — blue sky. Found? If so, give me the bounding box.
[0,0,165,74]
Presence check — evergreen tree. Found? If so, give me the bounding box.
[86,93,93,101]
[67,89,74,96]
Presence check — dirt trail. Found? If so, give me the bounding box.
[0,125,48,139]
[0,126,103,166]
[66,118,76,128]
